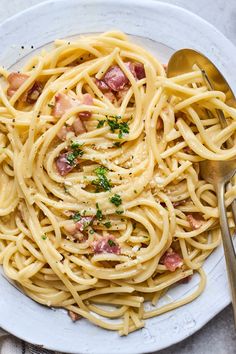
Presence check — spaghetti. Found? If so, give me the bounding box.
[0,31,235,335]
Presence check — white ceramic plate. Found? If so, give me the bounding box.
[0,1,236,353]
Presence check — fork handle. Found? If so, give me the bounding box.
[217,182,236,326]
[226,182,236,226]
[231,198,236,226]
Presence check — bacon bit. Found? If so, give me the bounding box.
[125,62,145,80]
[68,310,81,322]
[92,235,121,254]
[161,248,183,272]
[133,62,145,79]
[56,153,75,176]
[156,117,163,130]
[103,66,129,92]
[104,91,116,103]
[26,81,43,104]
[95,78,110,92]
[72,117,87,134]
[183,146,192,154]
[82,93,93,106]
[179,275,192,284]
[7,72,29,97]
[52,93,79,118]
[116,85,129,104]
[78,93,93,119]
[57,125,73,141]
[75,216,94,232]
[187,213,205,230]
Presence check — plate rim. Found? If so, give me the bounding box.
[0,1,235,353]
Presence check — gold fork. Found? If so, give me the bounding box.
[167,49,236,325]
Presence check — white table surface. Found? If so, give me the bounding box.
[0,0,235,353]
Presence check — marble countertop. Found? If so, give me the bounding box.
[0,0,235,353]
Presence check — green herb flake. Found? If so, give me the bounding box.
[96,203,103,221]
[89,229,95,234]
[110,194,122,207]
[41,234,47,240]
[116,209,124,215]
[92,166,111,192]
[66,142,84,166]
[71,212,81,222]
[97,120,105,128]
[99,115,129,139]
[48,103,54,108]
[108,239,116,247]
[104,221,112,228]
[63,185,69,194]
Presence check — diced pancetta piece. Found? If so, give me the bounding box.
[187,213,205,230]
[68,310,81,322]
[133,62,145,80]
[161,248,183,272]
[82,93,93,106]
[57,125,74,141]
[116,85,129,104]
[179,275,192,284]
[56,153,75,176]
[78,93,93,119]
[92,235,121,254]
[72,117,87,134]
[156,117,163,130]
[183,146,192,154]
[26,81,43,103]
[7,72,29,97]
[104,91,116,103]
[103,66,129,92]
[95,78,110,92]
[75,216,94,232]
[126,62,145,80]
[52,93,79,118]
[52,93,93,122]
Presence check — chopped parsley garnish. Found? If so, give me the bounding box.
[94,166,108,175]
[97,120,105,128]
[104,221,112,228]
[110,194,122,207]
[71,141,83,149]
[92,165,111,192]
[89,229,95,234]
[63,185,69,194]
[96,203,103,221]
[66,142,84,166]
[41,234,47,240]
[71,212,81,222]
[108,239,116,247]
[97,115,129,139]
[116,209,124,215]
[48,103,54,108]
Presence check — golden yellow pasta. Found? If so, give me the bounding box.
[0,31,235,335]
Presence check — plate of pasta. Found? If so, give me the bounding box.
[0,0,236,353]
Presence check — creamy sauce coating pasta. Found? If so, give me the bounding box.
[0,31,235,335]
